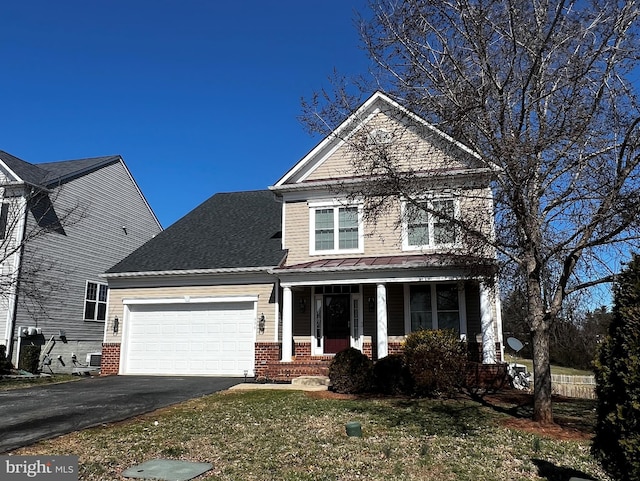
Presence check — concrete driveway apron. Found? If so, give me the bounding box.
[0,376,241,453]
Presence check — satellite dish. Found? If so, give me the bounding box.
[507,337,524,353]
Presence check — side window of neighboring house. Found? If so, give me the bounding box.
[404,198,457,249]
[84,281,108,321]
[310,203,362,255]
[0,203,9,240]
[408,284,460,333]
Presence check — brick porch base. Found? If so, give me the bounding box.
[102,340,506,387]
[100,343,121,375]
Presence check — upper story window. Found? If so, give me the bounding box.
[84,281,108,321]
[0,203,9,240]
[309,202,363,255]
[403,197,458,250]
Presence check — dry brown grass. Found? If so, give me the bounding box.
[9,389,609,481]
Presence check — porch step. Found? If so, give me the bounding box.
[291,375,330,387]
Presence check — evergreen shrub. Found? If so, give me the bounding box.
[403,329,467,397]
[0,344,13,374]
[373,353,412,395]
[593,255,640,481]
[328,347,373,394]
[18,344,41,374]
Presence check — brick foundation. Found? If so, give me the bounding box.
[101,339,505,386]
[465,362,509,391]
[100,343,121,375]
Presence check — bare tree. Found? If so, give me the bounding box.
[302,0,640,423]
[1,185,85,340]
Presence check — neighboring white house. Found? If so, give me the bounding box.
[0,151,161,373]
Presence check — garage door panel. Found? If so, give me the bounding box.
[124,302,255,376]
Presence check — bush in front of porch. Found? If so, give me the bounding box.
[329,330,470,396]
[403,329,468,397]
[328,347,373,394]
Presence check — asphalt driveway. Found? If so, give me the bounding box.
[0,375,241,453]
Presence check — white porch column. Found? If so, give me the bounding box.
[376,283,388,359]
[281,286,293,362]
[480,281,497,364]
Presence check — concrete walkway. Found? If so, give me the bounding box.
[229,376,330,392]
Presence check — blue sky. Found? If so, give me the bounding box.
[0,0,371,227]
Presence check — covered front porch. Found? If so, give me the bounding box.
[256,258,503,381]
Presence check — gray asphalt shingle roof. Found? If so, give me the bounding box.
[0,150,120,187]
[107,190,286,273]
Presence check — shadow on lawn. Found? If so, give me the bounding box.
[531,458,595,481]
[347,397,494,437]
[468,389,597,436]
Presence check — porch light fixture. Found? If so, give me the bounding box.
[113,316,119,334]
[299,297,306,313]
[258,313,266,334]
[368,297,375,312]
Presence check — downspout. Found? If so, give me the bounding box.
[5,192,29,361]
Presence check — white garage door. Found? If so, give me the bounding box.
[123,302,255,376]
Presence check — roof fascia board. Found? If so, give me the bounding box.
[102,266,278,279]
[105,270,277,289]
[0,160,24,184]
[273,93,388,187]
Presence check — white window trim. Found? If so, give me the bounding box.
[308,200,364,256]
[403,283,466,338]
[401,196,460,251]
[311,290,324,355]
[350,293,363,350]
[84,281,108,322]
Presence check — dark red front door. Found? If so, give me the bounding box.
[324,294,350,354]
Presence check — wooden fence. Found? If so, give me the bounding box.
[550,374,596,399]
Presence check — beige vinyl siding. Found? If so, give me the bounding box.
[284,200,403,265]
[105,283,276,344]
[305,111,471,183]
[283,187,494,265]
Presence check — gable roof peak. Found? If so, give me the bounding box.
[272,91,486,190]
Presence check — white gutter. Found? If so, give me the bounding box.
[101,265,282,279]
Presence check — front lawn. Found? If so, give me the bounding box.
[11,390,608,481]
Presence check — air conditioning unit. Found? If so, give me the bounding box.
[86,352,102,367]
[18,326,41,337]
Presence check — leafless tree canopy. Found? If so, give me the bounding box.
[301,0,640,422]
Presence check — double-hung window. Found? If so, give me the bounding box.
[84,281,108,321]
[310,203,362,255]
[404,197,457,249]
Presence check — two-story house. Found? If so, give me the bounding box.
[0,151,161,374]
[101,92,503,379]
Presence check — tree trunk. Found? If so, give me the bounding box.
[531,321,553,424]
